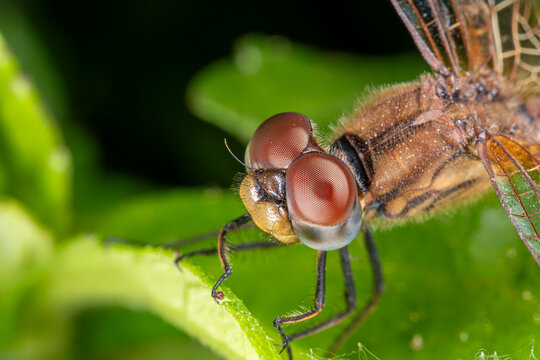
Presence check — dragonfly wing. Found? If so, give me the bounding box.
[390,0,493,75]
[391,0,540,96]
[477,133,540,265]
[492,0,540,96]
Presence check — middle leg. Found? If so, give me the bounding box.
[288,246,357,343]
[273,251,327,359]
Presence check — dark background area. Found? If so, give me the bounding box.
[3,0,416,189]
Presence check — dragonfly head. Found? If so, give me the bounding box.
[239,112,363,251]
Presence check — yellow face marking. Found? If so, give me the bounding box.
[239,174,298,244]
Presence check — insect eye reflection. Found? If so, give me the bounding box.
[286,152,362,251]
[245,112,313,170]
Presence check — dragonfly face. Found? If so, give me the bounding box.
[239,112,363,251]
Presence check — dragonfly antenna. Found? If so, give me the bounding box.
[224,138,252,170]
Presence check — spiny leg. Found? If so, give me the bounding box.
[162,230,221,249]
[287,246,356,342]
[173,214,281,303]
[273,251,327,359]
[328,226,385,354]
[106,229,222,249]
[174,214,251,268]
[214,214,266,302]
[174,241,278,265]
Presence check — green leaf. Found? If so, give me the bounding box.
[66,188,540,359]
[72,307,222,360]
[187,34,428,143]
[0,198,53,347]
[0,2,69,125]
[0,33,72,233]
[42,235,281,360]
[0,198,52,292]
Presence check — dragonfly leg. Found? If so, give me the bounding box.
[173,239,278,266]
[273,251,327,360]
[287,246,356,343]
[173,214,281,303]
[328,226,385,354]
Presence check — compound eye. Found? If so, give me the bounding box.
[245,112,312,170]
[286,153,362,250]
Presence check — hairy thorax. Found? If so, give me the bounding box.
[331,72,540,224]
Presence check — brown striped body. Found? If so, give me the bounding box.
[331,73,540,223]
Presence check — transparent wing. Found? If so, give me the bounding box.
[391,0,540,95]
[478,133,540,265]
[489,0,540,96]
[390,0,494,75]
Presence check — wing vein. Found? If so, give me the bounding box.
[431,0,460,70]
[477,133,540,266]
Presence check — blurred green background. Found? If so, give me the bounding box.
[0,1,539,360]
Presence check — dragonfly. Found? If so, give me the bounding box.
[176,0,540,358]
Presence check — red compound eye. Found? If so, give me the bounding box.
[285,153,362,251]
[286,153,356,225]
[246,112,312,170]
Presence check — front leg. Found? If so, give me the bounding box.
[211,214,252,302]
[287,246,356,343]
[273,251,327,359]
[329,226,385,353]
[174,213,287,303]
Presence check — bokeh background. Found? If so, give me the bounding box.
[1,1,539,360]
[0,0,413,190]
